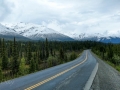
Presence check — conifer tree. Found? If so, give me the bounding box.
[59,47,64,59]
[50,48,53,56]
[2,39,8,70]
[107,46,113,60]
[9,41,13,57]
[29,58,36,73]
[100,46,106,59]
[12,37,19,74]
[53,50,56,57]
[37,51,41,64]
[42,47,45,59]
[27,42,32,65]
[35,52,39,70]
[0,67,3,81]
[40,50,43,60]
[45,38,49,59]
[0,39,2,58]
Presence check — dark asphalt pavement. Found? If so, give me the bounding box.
[0,50,97,90]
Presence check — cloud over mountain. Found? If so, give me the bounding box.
[0,0,120,35]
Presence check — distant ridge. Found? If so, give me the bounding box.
[0,23,30,41]
[3,22,74,41]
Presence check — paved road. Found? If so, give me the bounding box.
[0,50,97,90]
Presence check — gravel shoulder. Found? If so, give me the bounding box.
[90,52,120,90]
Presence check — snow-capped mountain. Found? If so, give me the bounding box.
[2,22,120,43]
[0,23,30,41]
[69,33,104,41]
[69,32,120,43]
[3,22,74,41]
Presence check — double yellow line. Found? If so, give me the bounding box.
[25,52,88,90]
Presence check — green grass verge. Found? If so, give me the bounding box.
[94,53,120,72]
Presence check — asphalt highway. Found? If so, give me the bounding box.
[0,50,97,90]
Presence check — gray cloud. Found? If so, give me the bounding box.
[0,0,14,21]
[0,0,120,35]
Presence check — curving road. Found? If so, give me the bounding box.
[0,50,97,90]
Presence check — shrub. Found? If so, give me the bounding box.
[47,56,57,67]
[69,52,77,61]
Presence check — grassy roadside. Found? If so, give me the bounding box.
[93,52,120,72]
[105,61,120,72]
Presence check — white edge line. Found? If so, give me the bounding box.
[84,63,99,90]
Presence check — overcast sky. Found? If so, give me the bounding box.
[0,0,120,35]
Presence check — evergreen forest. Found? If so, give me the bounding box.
[0,38,120,82]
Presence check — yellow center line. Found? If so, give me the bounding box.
[25,52,88,90]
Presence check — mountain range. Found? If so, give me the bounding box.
[1,22,120,43]
[69,32,120,43]
[2,22,74,41]
[0,23,30,41]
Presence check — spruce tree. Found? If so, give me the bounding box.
[100,46,106,59]
[50,48,53,56]
[40,50,43,60]
[2,39,8,70]
[107,46,113,60]
[27,42,32,65]
[53,50,56,57]
[45,38,49,59]
[35,52,39,70]
[59,47,64,59]
[0,67,3,81]
[12,37,19,74]
[42,47,45,59]
[37,51,41,64]
[0,39,2,58]
[29,58,36,73]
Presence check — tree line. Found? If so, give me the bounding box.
[1,38,119,82]
[0,38,93,82]
[92,42,120,71]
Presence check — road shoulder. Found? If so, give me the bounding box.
[90,52,120,90]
